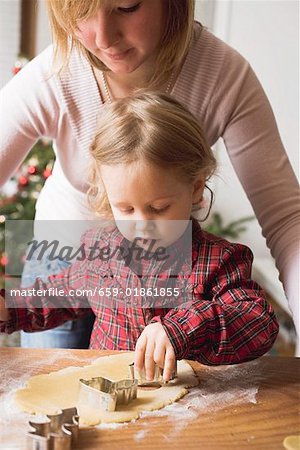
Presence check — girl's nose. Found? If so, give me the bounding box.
[95,11,120,49]
[135,219,155,232]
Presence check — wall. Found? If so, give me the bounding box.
[194,0,215,29]
[0,0,51,89]
[35,0,51,54]
[0,0,21,88]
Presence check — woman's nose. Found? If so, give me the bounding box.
[95,11,120,49]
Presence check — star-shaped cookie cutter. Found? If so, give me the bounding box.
[78,376,138,412]
[26,407,79,450]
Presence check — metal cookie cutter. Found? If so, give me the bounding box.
[26,407,79,450]
[78,376,138,412]
[129,362,177,386]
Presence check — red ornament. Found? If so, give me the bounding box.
[0,254,9,266]
[28,165,37,175]
[12,66,22,75]
[43,169,52,179]
[18,176,29,186]
[12,58,28,76]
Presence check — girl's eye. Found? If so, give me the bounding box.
[150,205,170,214]
[120,208,134,214]
[118,2,141,14]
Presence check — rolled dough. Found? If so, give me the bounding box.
[15,352,198,425]
[283,436,300,450]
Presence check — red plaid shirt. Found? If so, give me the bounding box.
[1,220,278,365]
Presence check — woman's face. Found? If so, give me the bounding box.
[74,0,165,74]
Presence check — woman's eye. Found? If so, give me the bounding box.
[118,2,141,14]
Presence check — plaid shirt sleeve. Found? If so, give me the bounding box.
[152,243,279,365]
[0,234,94,334]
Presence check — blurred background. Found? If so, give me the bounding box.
[0,0,298,353]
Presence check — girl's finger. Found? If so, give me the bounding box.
[134,334,147,372]
[162,346,176,382]
[144,339,156,381]
[153,343,166,370]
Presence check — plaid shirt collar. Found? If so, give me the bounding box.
[107,218,203,280]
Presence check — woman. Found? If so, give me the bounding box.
[0,0,298,349]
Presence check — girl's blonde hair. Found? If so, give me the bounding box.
[88,92,216,218]
[45,0,195,87]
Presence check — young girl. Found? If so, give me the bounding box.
[0,92,279,381]
[0,0,298,350]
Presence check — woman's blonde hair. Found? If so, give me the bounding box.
[45,0,195,87]
[88,91,216,218]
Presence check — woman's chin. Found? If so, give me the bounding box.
[100,57,141,75]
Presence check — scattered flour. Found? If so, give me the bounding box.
[136,360,261,442]
[96,422,128,430]
[134,429,149,441]
[0,352,97,448]
[1,356,261,447]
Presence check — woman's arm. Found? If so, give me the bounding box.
[0,46,59,186]
[201,37,300,341]
[221,63,299,339]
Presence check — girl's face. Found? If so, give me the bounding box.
[74,0,165,74]
[100,161,204,248]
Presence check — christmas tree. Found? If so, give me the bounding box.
[0,57,55,280]
[0,139,55,278]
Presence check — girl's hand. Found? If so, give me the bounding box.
[0,294,9,321]
[134,322,176,382]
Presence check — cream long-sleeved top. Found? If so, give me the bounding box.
[0,23,299,337]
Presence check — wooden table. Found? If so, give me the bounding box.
[0,348,299,450]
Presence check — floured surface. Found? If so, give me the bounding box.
[14,352,198,425]
[0,350,98,448]
[3,350,290,449]
[136,362,260,441]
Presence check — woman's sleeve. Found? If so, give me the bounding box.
[211,53,300,339]
[0,46,59,186]
[151,244,279,365]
